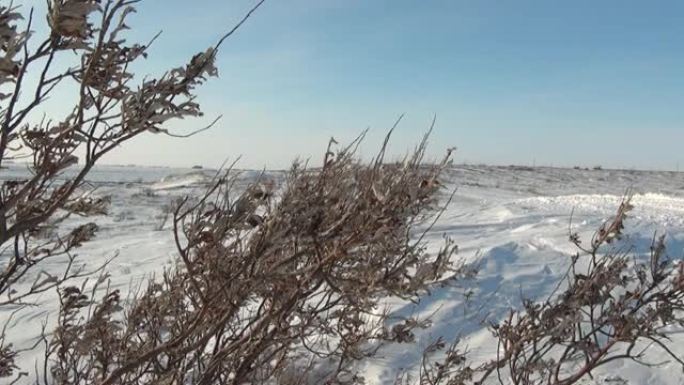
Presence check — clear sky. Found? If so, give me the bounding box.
[16,0,684,170]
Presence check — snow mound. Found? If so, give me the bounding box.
[515,193,684,228]
[151,171,213,190]
[518,192,684,213]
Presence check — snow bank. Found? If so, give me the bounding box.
[2,165,684,384]
[150,171,214,190]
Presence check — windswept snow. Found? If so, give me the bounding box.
[361,167,684,385]
[150,170,215,190]
[1,164,684,384]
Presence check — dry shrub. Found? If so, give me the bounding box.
[0,0,265,380]
[44,134,462,385]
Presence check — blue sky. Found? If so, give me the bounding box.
[18,0,684,170]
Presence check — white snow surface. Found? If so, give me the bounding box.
[2,164,684,384]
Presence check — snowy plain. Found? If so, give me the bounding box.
[2,164,684,384]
